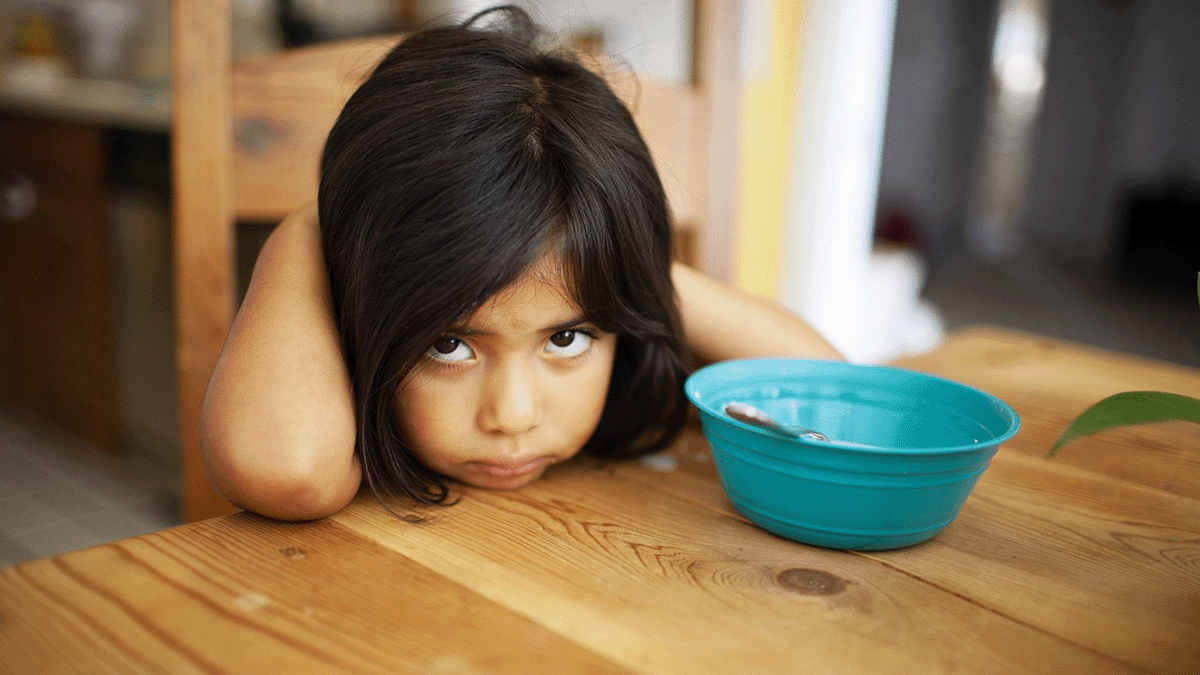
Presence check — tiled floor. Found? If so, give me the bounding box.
[0,411,179,567]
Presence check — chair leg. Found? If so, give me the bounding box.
[172,0,238,522]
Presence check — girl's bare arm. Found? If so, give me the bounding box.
[201,202,360,520]
[672,262,843,364]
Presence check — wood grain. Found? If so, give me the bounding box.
[606,435,1200,674]
[870,451,1200,674]
[231,37,397,222]
[0,515,632,674]
[333,464,1142,674]
[893,326,1200,499]
[228,36,706,231]
[690,0,742,281]
[604,69,703,235]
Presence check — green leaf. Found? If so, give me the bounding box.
[1049,391,1200,456]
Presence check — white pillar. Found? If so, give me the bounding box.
[778,0,899,362]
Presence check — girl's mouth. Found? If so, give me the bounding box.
[468,456,552,478]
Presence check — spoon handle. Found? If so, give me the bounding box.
[722,401,831,443]
[723,402,799,437]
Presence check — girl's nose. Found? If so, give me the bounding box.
[478,362,541,436]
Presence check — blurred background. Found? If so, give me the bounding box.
[0,0,1197,563]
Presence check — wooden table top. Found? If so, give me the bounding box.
[3,326,1198,675]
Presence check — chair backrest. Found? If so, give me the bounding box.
[172,0,738,521]
[229,38,708,233]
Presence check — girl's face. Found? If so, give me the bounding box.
[394,256,617,490]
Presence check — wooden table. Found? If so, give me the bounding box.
[2,326,1198,674]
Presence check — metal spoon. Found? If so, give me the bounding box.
[722,402,830,442]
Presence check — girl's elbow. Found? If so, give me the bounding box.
[212,456,359,521]
[202,433,359,521]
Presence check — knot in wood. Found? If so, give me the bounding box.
[235,116,284,157]
[277,546,307,560]
[776,568,848,596]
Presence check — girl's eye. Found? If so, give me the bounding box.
[544,330,593,358]
[427,337,474,363]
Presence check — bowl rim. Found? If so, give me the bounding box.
[684,357,1020,455]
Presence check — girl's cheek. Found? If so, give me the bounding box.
[395,374,475,441]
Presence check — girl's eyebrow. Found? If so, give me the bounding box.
[446,316,592,338]
[543,316,594,333]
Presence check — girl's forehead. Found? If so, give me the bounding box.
[464,255,585,331]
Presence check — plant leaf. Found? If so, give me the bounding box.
[1049,391,1200,456]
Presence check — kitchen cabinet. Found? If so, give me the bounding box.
[0,79,169,454]
[0,112,116,451]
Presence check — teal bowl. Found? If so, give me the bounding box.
[684,359,1019,550]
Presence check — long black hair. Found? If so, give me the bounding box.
[319,5,689,504]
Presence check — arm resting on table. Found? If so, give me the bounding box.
[672,262,843,363]
[200,203,360,521]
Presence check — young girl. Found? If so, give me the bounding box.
[201,6,841,521]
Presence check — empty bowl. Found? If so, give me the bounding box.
[685,358,1020,550]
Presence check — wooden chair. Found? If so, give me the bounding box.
[172,0,741,521]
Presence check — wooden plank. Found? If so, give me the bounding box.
[232,37,398,221]
[334,461,1140,674]
[608,433,1200,675]
[0,515,634,674]
[893,325,1200,499]
[172,0,237,521]
[582,0,739,279]
[230,36,703,228]
[867,449,1200,675]
[690,0,741,281]
[608,73,702,233]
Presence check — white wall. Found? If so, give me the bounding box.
[521,0,691,84]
